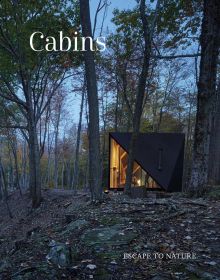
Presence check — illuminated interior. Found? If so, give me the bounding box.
[110,137,159,189]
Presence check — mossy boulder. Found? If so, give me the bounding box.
[62,219,89,235]
[81,224,138,248]
[46,241,71,267]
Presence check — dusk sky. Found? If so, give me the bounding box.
[90,0,136,35]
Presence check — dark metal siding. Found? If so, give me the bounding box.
[109,132,185,192]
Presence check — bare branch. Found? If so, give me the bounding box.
[0,125,27,129]
[155,53,201,59]
[92,0,106,38]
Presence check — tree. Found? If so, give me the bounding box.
[190,0,220,192]
[51,89,66,189]
[72,78,85,190]
[208,80,220,185]
[0,1,78,207]
[125,0,161,194]
[0,156,13,218]
[79,0,102,201]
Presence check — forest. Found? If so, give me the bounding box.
[0,0,220,279]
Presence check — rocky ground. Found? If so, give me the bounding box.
[0,187,220,280]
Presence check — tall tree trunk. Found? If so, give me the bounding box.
[101,91,107,174]
[67,160,71,188]
[190,0,220,192]
[46,121,52,187]
[21,140,28,191]
[61,156,65,189]
[79,0,102,201]
[0,176,2,201]
[83,156,89,192]
[183,91,194,191]
[54,107,61,189]
[208,81,220,185]
[125,0,159,194]
[28,119,41,208]
[72,87,85,190]
[8,150,13,191]
[0,159,13,218]
[114,77,120,132]
[11,142,22,196]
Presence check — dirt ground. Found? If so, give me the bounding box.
[0,188,220,280]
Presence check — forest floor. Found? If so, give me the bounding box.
[0,188,220,280]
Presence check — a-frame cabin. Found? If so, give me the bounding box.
[109,132,185,192]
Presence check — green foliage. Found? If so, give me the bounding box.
[0,97,23,127]
[159,112,184,132]
[0,0,81,79]
[109,7,142,58]
[109,0,202,52]
[157,0,202,49]
[140,118,153,132]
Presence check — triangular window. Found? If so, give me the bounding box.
[110,137,160,189]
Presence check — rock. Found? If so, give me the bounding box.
[46,241,71,267]
[168,204,178,212]
[81,259,93,263]
[62,219,89,235]
[205,261,217,266]
[185,235,192,240]
[81,224,138,247]
[86,264,97,270]
[49,240,56,247]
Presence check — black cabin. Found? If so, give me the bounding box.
[109,132,185,192]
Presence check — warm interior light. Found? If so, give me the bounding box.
[110,137,158,189]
